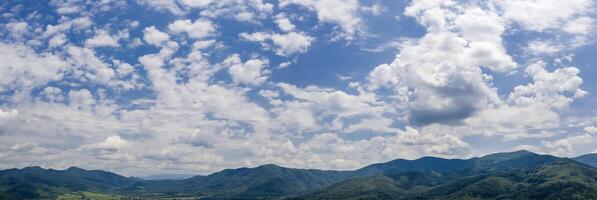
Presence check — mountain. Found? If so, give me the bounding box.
[297,151,597,200]
[153,164,354,199]
[0,166,143,199]
[574,153,597,168]
[1,151,596,199]
[140,173,197,180]
[354,150,558,176]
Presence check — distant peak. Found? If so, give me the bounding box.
[66,166,85,171]
[484,150,536,157]
[258,164,282,168]
[22,166,44,171]
[511,150,535,154]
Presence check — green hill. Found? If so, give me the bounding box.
[296,152,597,200]
[1,151,596,199]
[574,153,597,168]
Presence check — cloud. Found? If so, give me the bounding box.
[584,126,597,134]
[66,46,116,85]
[361,3,385,16]
[95,135,128,149]
[509,61,586,110]
[49,34,68,48]
[4,22,29,39]
[179,0,214,8]
[275,13,295,32]
[0,108,18,120]
[496,0,594,33]
[525,40,564,55]
[143,26,170,46]
[368,2,514,126]
[0,42,69,93]
[542,134,593,156]
[68,89,96,108]
[168,18,216,39]
[240,31,314,56]
[280,0,362,38]
[226,54,270,85]
[135,0,184,15]
[85,30,120,47]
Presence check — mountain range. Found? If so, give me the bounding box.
[1,151,596,199]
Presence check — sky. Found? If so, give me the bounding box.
[0,0,596,176]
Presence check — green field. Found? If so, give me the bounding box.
[57,191,123,200]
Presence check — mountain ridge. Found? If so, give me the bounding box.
[1,151,596,199]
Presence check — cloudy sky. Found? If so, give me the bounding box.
[0,0,596,176]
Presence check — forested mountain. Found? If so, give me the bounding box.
[1,151,596,199]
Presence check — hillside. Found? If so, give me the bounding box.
[297,153,597,200]
[1,151,596,199]
[574,153,597,168]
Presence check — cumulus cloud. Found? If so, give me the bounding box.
[361,3,385,16]
[168,18,216,39]
[368,1,515,126]
[0,42,69,93]
[4,22,29,39]
[542,134,593,156]
[85,30,119,47]
[525,40,564,55]
[584,126,597,134]
[280,0,362,38]
[275,13,295,32]
[509,61,586,110]
[95,135,128,149]
[496,0,595,33]
[135,0,184,15]
[143,26,170,46]
[179,0,214,8]
[66,46,116,85]
[240,31,314,56]
[226,54,270,85]
[0,108,18,120]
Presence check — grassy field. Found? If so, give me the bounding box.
[56,192,204,200]
[57,191,123,200]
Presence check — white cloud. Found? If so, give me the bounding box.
[584,126,597,134]
[496,0,595,33]
[192,40,216,50]
[240,31,314,56]
[97,135,128,149]
[525,40,564,55]
[275,13,295,32]
[277,61,292,69]
[143,26,170,46]
[367,9,509,125]
[509,61,586,110]
[226,55,270,85]
[0,42,69,93]
[280,0,362,38]
[234,11,255,22]
[68,89,96,108]
[49,34,67,48]
[0,108,18,120]
[168,18,216,39]
[361,3,385,16]
[179,0,214,8]
[66,46,116,85]
[135,0,184,15]
[542,134,593,156]
[85,30,119,47]
[564,16,595,35]
[5,22,29,38]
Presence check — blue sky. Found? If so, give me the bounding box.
[0,0,596,176]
